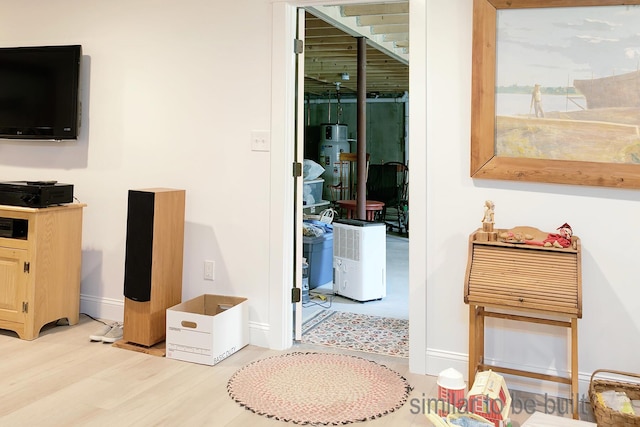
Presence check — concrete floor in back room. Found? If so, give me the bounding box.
[302,231,409,322]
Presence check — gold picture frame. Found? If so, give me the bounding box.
[471,0,640,189]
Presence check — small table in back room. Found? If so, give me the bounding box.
[336,199,384,221]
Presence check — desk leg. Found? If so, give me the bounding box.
[468,305,476,385]
[571,318,579,420]
[469,305,484,385]
[478,306,485,367]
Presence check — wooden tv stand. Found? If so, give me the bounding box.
[0,203,85,340]
[464,226,582,419]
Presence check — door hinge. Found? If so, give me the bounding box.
[24,262,30,273]
[293,39,303,54]
[293,162,302,177]
[22,301,28,313]
[291,287,301,303]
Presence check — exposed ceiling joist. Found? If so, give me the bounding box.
[341,3,409,16]
[308,4,408,63]
[304,2,409,98]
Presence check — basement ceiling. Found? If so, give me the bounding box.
[304,2,409,99]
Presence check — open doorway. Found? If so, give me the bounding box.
[297,4,410,348]
[268,0,426,371]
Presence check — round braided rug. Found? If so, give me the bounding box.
[227,352,412,425]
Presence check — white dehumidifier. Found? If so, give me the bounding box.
[332,219,386,302]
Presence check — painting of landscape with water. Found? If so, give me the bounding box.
[495,5,640,164]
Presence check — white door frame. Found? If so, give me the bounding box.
[268,0,428,375]
[293,7,306,340]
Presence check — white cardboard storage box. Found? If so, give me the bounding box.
[166,294,248,366]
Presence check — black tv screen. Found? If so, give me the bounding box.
[0,44,81,140]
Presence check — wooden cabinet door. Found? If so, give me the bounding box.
[0,247,28,324]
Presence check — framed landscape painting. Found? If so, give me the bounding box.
[470,0,640,189]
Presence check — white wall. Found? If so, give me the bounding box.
[0,0,275,345]
[425,0,640,397]
[0,0,638,401]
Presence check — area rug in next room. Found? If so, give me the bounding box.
[302,310,409,358]
[227,352,412,425]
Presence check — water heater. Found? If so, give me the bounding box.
[318,123,349,200]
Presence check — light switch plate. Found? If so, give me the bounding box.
[251,130,270,152]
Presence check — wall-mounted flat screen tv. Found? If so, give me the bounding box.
[0,44,81,140]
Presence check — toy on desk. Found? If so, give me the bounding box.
[477,200,497,240]
[481,200,495,225]
[498,223,574,249]
[557,223,573,239]
[541,223,573,248]
[498,230,532,243]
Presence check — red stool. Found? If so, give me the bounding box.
[336,200,385,221]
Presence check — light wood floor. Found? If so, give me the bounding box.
[0,315,439,426]
[0,315,566,426]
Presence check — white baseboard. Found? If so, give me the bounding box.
[426,348,469,379]
[426,348,592,399]
[249,321,270,349]
[80,294,124,322]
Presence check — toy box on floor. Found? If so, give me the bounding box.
[166,294,248,366]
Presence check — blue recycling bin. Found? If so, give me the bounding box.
[303,220,333,289]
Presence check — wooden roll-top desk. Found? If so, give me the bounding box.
[464,226,582,419]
